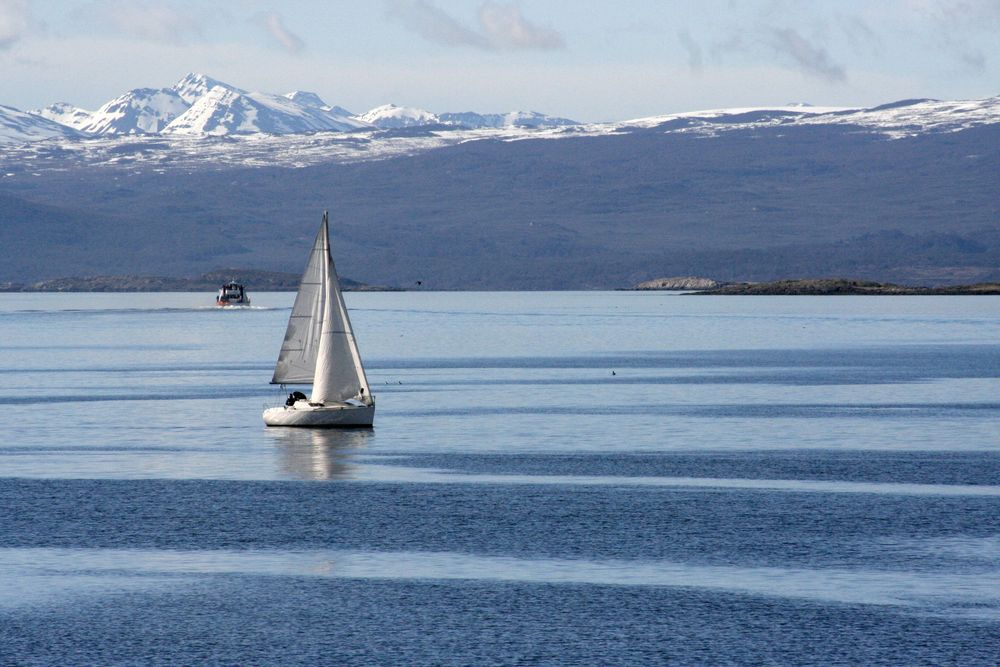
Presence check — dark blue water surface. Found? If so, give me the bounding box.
[1,292,1000,665]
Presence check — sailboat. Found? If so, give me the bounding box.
[262,212,374,427]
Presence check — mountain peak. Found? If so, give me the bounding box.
[173,73,238,105]
[284,91,329,109]
[164,84,368,136]
[31,102,93,131]
[77,87,189,135]
[358,104,438,129]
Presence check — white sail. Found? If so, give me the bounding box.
[270,222,328,384]
[272,212,373,406]
[331,268,373,404]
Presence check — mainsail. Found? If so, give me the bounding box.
[271,213,372,406]
[270,222,327,384]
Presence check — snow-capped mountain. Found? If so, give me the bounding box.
[438,110,578,129]
[162,86,260,136]
[4,75,999,150]
[173,73,236,105]
[32,102,92,131]
[0,105,81,144]
[283,90,354,117]
[355,105,580,130]
[78,87,189,135]
[9,73,581,139]
[799,95,1000,137]
[13,74,371,139]
[163,85,368,135]
[358,104,438,129]
[615,96,1000,138]
[284,90,328,108]
[617,104,852,130]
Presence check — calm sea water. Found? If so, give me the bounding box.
[2,291,1000,665]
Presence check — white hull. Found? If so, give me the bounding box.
[263,402,374,428]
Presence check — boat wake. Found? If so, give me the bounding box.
[2,306,284,316]
[214,305,278,311]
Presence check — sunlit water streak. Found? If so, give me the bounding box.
[3,546,999,620]
[345,465,1000,495]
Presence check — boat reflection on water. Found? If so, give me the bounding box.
[267,427,374,481]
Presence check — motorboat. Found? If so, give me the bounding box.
[217,281,250,306]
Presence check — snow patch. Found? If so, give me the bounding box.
[358,104,438,129]
[0,105,82,144]
[31,102,93,131]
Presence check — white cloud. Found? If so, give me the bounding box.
[709,21,847,84]
[256,11,304,54]
[386,0,564,51]
[88,0,202,43]
[908,0,1000,27]
[0,0,28,50]
[385,0,487,48]
[769,27,846,82]
[477,2,564,50]
[960,49,986,72]
[678,29,704,72]
[904,0,998,69]
[836,14,881,55]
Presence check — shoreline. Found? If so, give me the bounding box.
[3,276,1000,295]
[690,279,1000,296]
[632,277,1000,295]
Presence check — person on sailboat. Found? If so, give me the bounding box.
[286,391,307,406]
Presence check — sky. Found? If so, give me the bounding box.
[1,0,999,122]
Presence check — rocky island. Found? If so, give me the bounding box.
[633,276,723,290]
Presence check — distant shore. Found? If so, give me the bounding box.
[4,274,1000,295]
[635,277,1000,295]
[0,270,398,293]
